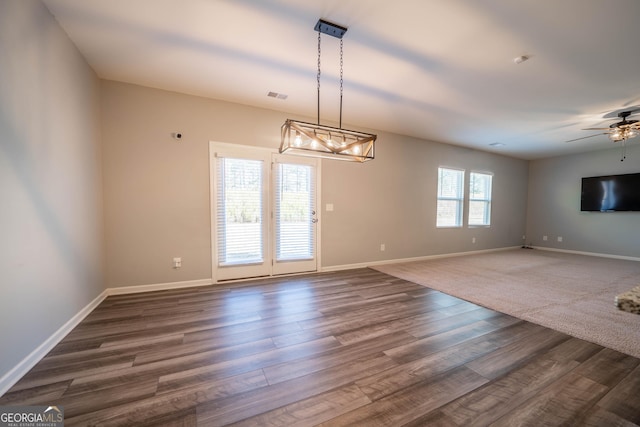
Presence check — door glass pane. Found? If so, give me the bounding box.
[217,157,263,266]
[276,163,314,261]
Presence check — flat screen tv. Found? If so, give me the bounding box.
[581,172,640,212]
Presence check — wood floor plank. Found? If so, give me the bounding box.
[574,347,640,388]
[156,336,342,394]
[595,363,640,424]
[301,300,447,341]
[0,381,70,406]
[196,353,397,426]
[489,371,610,426]
[227,384,371,427]
[439,356,580,425]
[140,408,198,427]
[182,310,322,345]
[384,319,510,365]
[403,306,506,339]
[465,327,571,379]
[543,336,604,363]
[64,370,269,426]
[399,410,459,427]
[356,321,541,402]
[59,378,158,418]
[580,405,640,427]
[63,337,280,396]
[262,331,414,385]
[333,309,451,346]
[8,358,135,392]
[317,366,489,427]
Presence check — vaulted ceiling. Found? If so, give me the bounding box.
[43,0,640,159]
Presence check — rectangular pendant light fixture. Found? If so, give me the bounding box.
[281,119,375,162]
[280,19,377,163]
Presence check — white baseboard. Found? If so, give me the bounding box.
[108,278,213,295]
[321,246,521,272]
[0,289,109,396]
[533,246,640,262]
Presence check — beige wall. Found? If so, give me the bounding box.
[527,145,640,258]
[101,81,283,287]
[101,80,529,287]
[321,136,530,266]
[0,1,104,380]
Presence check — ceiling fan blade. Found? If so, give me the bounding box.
[583,127,611,130]
[565,133,606,143]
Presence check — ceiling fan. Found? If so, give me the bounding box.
[566,108,640,161]
[566,109,640,143]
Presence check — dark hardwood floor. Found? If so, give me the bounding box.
[2,268,639,426]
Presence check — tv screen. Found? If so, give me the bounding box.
[581,173,640,212]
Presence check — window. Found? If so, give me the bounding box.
[469,172,492,226]
[437,167,464,227]
[216,157,264,266]
[275,162,315,261]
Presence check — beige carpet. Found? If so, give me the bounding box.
[373,248,640,359]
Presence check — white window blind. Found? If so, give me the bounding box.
[469,172,492,226]
[437,167,464,227]
[217,157,263,266]
[275,162,314,261]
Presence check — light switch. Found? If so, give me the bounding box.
[326,203,334,212]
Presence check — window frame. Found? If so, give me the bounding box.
[436,167,465,228]
[468,171,493,227]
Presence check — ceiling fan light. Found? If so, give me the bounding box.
[609,130,622,141]
[627,128,639,138]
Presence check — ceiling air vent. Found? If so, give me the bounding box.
[267,91,288,100]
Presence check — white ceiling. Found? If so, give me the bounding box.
[43,0,640,160]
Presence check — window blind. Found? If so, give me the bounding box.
[275,162,314,261]
[217,157,263,266]
[469,172,492,226]
[437,167,464,227]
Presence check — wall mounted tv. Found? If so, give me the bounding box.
[581,172,640,212]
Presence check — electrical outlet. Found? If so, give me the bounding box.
[173,257,182,268]
[557,236,563,242]
[543,235,548,241]
[472,237,476,244]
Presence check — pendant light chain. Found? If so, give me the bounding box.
[317,30,321,125]
[339,38,344,129]
[317,29,345,128]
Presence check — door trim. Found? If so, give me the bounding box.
[209,141,322,283]
[272,153,320,276]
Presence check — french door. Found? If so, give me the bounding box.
[210,143,319,282]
